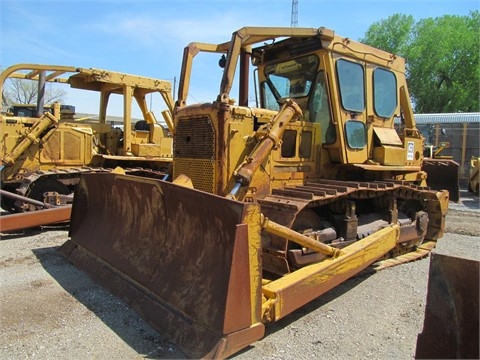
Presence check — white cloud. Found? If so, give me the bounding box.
[80,7,288,51]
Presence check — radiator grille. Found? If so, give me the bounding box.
[174,158,215,193]
[174,116,215,193]
[174,116,214,159]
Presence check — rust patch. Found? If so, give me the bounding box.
[416,253,479,359]
[62,172,263,358]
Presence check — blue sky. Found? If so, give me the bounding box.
[1,0,477,116]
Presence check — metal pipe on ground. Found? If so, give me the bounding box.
[0,205,72,232]
[0,189,53,209]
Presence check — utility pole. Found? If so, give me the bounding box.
[291,0,298,27]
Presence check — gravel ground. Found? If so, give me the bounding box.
[0,189,479,359]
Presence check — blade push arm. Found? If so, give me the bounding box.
[232,99,302,188]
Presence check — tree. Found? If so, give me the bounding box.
[360,14,415,55]
[361,11,479,113]
[2,78,66,107]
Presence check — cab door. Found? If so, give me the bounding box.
[335,58,368,165]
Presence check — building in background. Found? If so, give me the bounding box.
[415,113,480,179]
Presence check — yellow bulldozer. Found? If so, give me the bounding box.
[61,27,452,358]
[468,156,479,195]
[0,64,174,212]
[422,140,460,202]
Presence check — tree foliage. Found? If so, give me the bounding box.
[361,11,479,113]
[2,78,66,107]
[361,14,415,55]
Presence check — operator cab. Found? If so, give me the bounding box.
[253,36,406,168]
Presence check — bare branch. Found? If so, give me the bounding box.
[3,78,66,106]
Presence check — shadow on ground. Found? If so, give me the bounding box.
[457,190,480,210]
[33,245,185,359]
[33,241,376,360]
[231,268,376,358]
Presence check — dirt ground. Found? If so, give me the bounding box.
[0,189,479,359]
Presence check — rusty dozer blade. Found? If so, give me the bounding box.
[60,173,265,359]
[415,253,479,359]
[60,173,406,358]
[422,158,460,202]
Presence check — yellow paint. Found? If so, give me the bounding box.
[468,157,479,194]
[245,204,263,325]
[111,166,126,175]
[261,214,341,257]
[172,174,194,189]
[1,63,174,188]
[262,225,399,321]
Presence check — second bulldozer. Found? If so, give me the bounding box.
[1,64,174,212]
[468,156,479,195]
[62,27,451,358]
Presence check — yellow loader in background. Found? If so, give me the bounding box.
[468,156,479,195]
[1,64,174,212]
[61,27,450,358]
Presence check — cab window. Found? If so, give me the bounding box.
[336,59,365,113]
[373,68,397,118]
[262,55,319,110]
[261,82,280,111]
[345,120,367,149]
[309,71,335,144]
